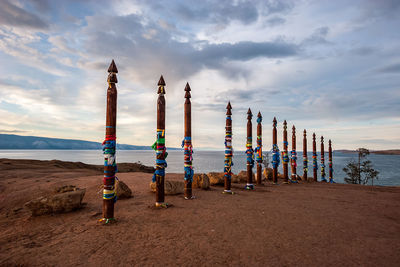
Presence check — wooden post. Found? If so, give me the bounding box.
[312,133,318,182]
[290,125,298,182]
[183,83,194,199]
[282,120,289,184]
[154,75,169,207]
[302,129,308,181]
[255,112,263,185]
[272,117,279,184]
[329,139,334,183]
[320,136,327,182]
[100,59,118,224]
[245,108,254,190]
[223,102,234,194]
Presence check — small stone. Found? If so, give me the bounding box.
[115,180,132,199]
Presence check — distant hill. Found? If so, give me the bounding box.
[0,134,169,150]
[335,149,400,155]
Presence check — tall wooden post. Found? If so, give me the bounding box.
[329,139,334,183]
[183,83,194,199]
[290,125,298,182]
[100,59,118,224]
[223,102,234,194]
[302,129,308,181]
[282,120,289,184]
[272,117,280,184]
[320,136,327,182]
[255,112,263,185]
[245,108,254,190]
[154,75,169,207]
[312,133,318,182]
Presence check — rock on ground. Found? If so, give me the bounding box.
[115,180,132,199]
[192,174,210,189]
[207,172,224,185]
[25,186,86,216]
[263,168,273,180]
[150,180,184,195]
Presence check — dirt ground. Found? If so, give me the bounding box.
[0,159,399,266]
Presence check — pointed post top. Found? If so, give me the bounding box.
[283,120,287,130]
[226,101,232,115]
[292,125,296,131]
[283,120,287,126]
[157,75,166,94]
[108,59,118,73]
[313,133,316,139]
[184,83,191,99]
[329,139,332,145]
[158,75,166,86]
[184,82,191,91]
[321,136,324,142]
[273,117,277,127]
[303,129,307,136]
[257,111,262,118]
[247,108,252,120]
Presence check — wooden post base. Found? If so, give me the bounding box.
[155,202,170,208]
[98,217,116,224]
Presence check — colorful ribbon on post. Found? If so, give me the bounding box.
[271,144,280,168]
[182,136,194,182]
[328,160,335,183]
[312,153,318,171]
[303,155,308,172]
[290,150,297,181]
[224,118,233,181]
[321,153,327,182]
[254,135,262,165]
[102,134,117,202]
[290,150,297,167]
[246,137,254,168]
[152,129,168,182]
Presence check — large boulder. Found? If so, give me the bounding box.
[25,187,86,216]
[192,173,210,189]
[150,180,184,195]
[207,172,224,186]
[115,180,132,199]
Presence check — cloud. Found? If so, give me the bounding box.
[265,16,286,26]
[362,0,400,20]
[0,0,48,29]
[302,27,331,46]
[79,13,298,85]
[350,46,378,56]
[377,62,400,73]
[0,129,28,134]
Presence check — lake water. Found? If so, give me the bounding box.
[0,150,399,186]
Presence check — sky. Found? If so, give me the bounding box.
[0,0,399,150]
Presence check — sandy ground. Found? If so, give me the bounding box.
[0,160,399,266]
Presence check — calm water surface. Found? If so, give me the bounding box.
[0,150,399,186]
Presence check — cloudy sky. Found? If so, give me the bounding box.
[0,0,399,150]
